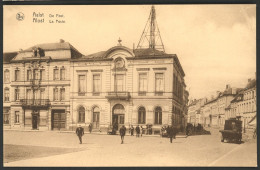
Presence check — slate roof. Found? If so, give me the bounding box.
[3,52,18,63]
[133,48,167,57]
[13,41,83,60]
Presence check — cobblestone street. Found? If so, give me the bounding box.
[3,127,257,167]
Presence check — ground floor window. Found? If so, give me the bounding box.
[154,107,162,125]
[3,113,10,124]
[138,107,146,124]
[15,111,20,124]
[78,106,85,123]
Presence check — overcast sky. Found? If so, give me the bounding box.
[3,5,256,99]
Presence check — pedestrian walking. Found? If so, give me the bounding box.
[168,125,174,143]
[136,125,140,137]
[119,125,126,144]
[76,125,84,144]
[130,125,134,136]
[88,123,92,133]
[140,126,143,137]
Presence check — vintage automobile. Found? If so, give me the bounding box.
[219,118,242,144]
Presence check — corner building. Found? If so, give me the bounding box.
[69,46,186,133]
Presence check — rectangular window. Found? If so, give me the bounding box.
[3,112,9,124]
[4,70,10,83]
[27,70,32,81]
[40,89,45,100]
[53,69,59,80]
[15,70,20,81]
[40,70,45,80]
[53,88,58,101]
[60,88,65,100]
[15,89,20,101]
[34,69,40,80]
[115,74,124,92]
[15,111,20,124]
[155,73,164,95]
[4,88,9,102]
[93,74,101,95]
[139,73,147,96]
[78,75,86,95]
[60,69,65,80]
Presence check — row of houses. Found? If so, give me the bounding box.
[3,6,189,133]
[188,78,256,129]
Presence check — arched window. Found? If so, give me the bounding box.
[154,107,162,125]
[138,107,146,124]
[78,106,85,123]
[4,87,9,102]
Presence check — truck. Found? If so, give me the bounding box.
[219,118,242,144]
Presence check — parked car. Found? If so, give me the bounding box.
[219,118,242,144]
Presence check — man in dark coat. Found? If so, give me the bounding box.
[76,125,84,144]
[168,125,174,143]
[136,125,140,137]
[119,125,126,144]
[130,125,134,136]
[88,123,92,133]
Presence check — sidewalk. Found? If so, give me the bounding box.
[4,128,187,138]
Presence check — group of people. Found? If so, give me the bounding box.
[129,125,143,137]
[76,124,178,144]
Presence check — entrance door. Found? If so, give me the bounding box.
[52,110,66,130]
[32,114,38,129]
[112,104,125,130]
[93,107,100,129]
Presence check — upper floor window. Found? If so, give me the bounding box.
[53,69,59,80]
[4,70,10,83]
[15,70,20,81]
[115,74,124,92]
[78,75,86,95]
[40,70,45,80]
[27,70,32,81]
[154,107,162,125]
[60,68,65,80]
[40,89,45,100]
[15,88,20,101]
[60,88,65,100]
[155,73,164,95]
[53,88,59,101]
[139,73,147,96]
[93,74,101,95]
[4,88,9,102]
[26,89,32,100]
[34,69,40,80]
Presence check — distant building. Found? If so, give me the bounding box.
[225,77,256,130]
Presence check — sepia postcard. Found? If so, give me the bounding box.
[2,4,257,167]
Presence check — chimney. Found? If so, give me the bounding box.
[226,84,231,89]
[248,78,251,82]
[60,39,65,43]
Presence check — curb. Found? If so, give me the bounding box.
[4,129,187,138]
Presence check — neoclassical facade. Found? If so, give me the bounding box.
[3,41,188,133]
